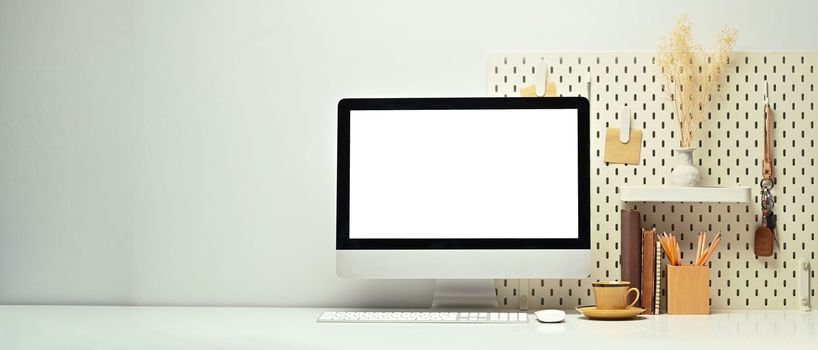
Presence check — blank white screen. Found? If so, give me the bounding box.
[349,109,578,239]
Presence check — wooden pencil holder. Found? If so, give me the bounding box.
[667,265,710,315]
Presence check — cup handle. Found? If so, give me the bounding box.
[626,288,641,308]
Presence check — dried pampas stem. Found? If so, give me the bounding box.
[657,15,736,148]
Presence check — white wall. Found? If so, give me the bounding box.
[1,0,816,307]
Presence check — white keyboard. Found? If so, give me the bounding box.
[317,311,529,323]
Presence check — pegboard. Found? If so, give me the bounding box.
[488,52,817,310]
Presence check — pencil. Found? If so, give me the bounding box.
[674,237,681,266]
[699,232,722,266]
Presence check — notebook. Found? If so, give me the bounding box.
[654,241,662,315]
[640,228,656,314]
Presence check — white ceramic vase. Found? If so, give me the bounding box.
[670,147,701,187]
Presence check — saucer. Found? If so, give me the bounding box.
[575,305,645,320]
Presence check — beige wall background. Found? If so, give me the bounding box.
[1,0,817,306]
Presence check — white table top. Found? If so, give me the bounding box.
[0,306,815,350]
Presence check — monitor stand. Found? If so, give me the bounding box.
[431,279,498,309]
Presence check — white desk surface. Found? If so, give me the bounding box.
[0,306,814,350]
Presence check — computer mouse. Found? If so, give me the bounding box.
[534,309,566,323]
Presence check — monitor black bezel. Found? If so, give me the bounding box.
[337,97,590,250]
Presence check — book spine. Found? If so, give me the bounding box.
[620,210,642,304]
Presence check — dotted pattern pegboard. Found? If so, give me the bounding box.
[488,52,817,310]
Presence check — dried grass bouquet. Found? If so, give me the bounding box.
[658,15,736,148]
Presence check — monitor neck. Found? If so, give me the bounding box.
[431,279,498,309]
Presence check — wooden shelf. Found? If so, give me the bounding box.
[619,186,753,203]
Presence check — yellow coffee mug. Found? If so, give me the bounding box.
[592,281,640,310]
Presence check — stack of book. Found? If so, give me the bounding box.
[620,211,663,314]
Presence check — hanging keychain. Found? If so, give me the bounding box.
[754,81,777,257]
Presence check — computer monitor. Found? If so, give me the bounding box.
[336,97,590,307]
